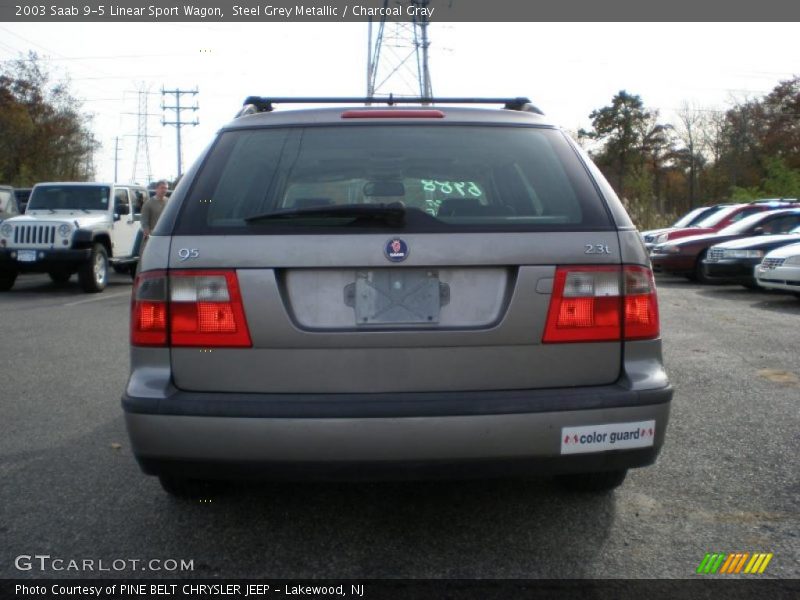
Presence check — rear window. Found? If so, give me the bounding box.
[175,125,612,234]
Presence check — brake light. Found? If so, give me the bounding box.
[131,271,168,346]
[340,109,444,119]
[131,270,251,347]
[542,265,659,343]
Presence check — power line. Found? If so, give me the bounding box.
[162,87,199,178]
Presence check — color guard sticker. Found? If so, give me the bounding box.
[561,420,656,454]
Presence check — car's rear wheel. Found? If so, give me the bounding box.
[0,271,16,291]
[48,271,71,284]
[158,475,224,499]
[78,244,108,293]
[555,469,628,492]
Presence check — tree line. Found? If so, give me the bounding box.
[578,77,800,228]
[0,52,97,186]
[1,52,797,230]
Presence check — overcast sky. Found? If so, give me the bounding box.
[0,22,797,183]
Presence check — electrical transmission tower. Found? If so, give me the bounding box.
[162,87,199,178]
[126,86,158,184]
[367,0,433,99]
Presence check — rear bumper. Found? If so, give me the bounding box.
[701,258,759,284]
[123,383,672,479]
[0,247,91,272]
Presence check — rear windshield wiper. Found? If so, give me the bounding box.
[245,202,406,227]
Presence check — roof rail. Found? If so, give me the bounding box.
[236,96,544,117]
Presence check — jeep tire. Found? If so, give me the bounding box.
[0,271,16,291]
[78,244,108,293]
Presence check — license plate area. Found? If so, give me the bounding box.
[16,250,37,262]
[345,269,448,326]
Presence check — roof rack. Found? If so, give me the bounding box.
[236,96,544,117]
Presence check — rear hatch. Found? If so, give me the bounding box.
[161,119,628,394]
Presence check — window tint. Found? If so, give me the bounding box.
[131,189,147,214]
[114,188,130,213]
[28,185,111,211]
[176,125,611,234]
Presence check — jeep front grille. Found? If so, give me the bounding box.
[12,224,57,247]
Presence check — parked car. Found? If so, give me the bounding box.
[641,204,731,250]
[0,185,20,222]
[14,188,32,213]
[644,202,796,248]
[702,225,800,288]
[0,182,147,292]
[755,242,800,298]
[650,208,800,281]
[123,96,673,497]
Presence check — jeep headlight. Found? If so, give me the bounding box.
[0,223,11,237]
[58,223,72,237]
[655,233,669,244]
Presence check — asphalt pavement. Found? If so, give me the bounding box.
[1,273,798,579]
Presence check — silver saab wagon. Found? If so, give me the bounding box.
[122,97,673,497]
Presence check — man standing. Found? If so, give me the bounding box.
[136,180,169,275]
[140,180,169,254]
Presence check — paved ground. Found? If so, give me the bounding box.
[1,273,798,579]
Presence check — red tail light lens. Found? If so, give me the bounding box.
[131,271,168,346]
[542,265,659,343]
[131,270,251,347]
[622,265,660,340]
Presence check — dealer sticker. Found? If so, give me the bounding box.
[561,420,656,454]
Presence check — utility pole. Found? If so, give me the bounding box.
[162,87,199,178]
[113,136,121,182]
[123,85,160,184]
[367,0,433,99]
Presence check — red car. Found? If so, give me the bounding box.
[645,203,790,247]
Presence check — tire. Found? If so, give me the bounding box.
[48,271,71,284]
[0,271,16,291]
[555,469,628,493]
[78,244,108,293]
[158,475,224,499]
[694,250,712,284]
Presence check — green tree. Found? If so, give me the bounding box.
[0,52,98,185]
[579,90,653,197]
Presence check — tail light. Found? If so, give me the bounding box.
[131,270,251,347]
[542,265,659,343]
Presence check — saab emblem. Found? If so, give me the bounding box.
[384,238,409,262]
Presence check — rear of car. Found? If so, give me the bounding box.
[0,186,19,222]
[122,98,672,495]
